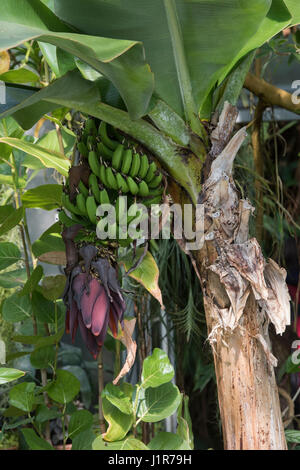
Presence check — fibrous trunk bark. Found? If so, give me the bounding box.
[191,104,290,449]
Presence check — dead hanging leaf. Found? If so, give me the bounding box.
[119,248,164,308]
[263,258,291,335]
[224,238,269,301]
[113,318,137,385]
[38,251,66,265]
[209,258,250,330]
[0,51,10,74]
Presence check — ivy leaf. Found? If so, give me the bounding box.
[68,410,94,439]
[141,348,174,389]
[102,397,133,442]
[0,242,21,271]
[47,369,80,404]
[30,345,55,369]
[0,367,25,385]
[22,429,54,450]
[0,205,14,224]
[9,382,36,412]
[102,382,133,415]
[93,435,148,450]
[148,432,189,450]
[119,248,163,307]
[13,328,64,347]
[0,268,27,288]
[0,207,23,237]
[19,265,43,296]
[41,275,66,301]
[137,382,181,423]
[2,292,33,322]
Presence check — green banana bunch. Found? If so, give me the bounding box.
[61,118,166,247]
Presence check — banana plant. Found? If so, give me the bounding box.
[0,0,299,450]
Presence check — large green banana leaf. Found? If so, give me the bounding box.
[0,0,299,127]
[0,0,154,119]
[53,0,298,117]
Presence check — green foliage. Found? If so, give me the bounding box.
[0,367,25,384]
[47,369,81,404]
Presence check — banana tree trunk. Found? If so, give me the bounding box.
[190,104,290,450]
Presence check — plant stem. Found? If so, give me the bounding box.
[97,351,106,434]
[163,0,207,143]
[251,99,266,242]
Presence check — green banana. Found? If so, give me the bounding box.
[88,173,101,203]
[121,149,133,174]
[148,172,163,188]
[62,193,82,216]
[138,180,150,197]
[76,192,88,216]
[100,189,110,205]
[99,164,109,187]
[129,152,141,177]
[148,186,164,197]
[86,195,98,224]
[116,173,129,193]
[88,151,101,177]
[112,144,124,171]
[145,161,157,183]
[77,141,88,158]
[97,142,113,161]
[126,176,139,196]
[99,122,118,150]
[105,167,118,190]
[78,180,89,198]
[85,118,97,136]
[87,135,95,151]
[138,154,149,179]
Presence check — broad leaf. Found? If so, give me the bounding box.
[13,328,64,347]
[120,249,163,307]
[0,205,14,224]
[0,367,25,385]
[141,348,174,389]
[0,68,39,84]
[2,292,33,322]
[22,429,54,450]
[137,382,181,423]
[102,397,133,442]
[30,345,55,369]
[9,381,36,412]
[32,234,65,257]
[0,242,21,271]
[22,184,63,210]
[41,275,66,300]
[0,268,27,288]
[176,394,194,449]
[68,410,94,439]
[47,369,80,404]
[32,290,56,323]
[0,207,23,236]
[0,137,70,176]
[148,431,189,450]
[93,435,148,450]
[19,265,43,296]
[102,382,133,415]
[54,0,282,114]
[0,0,153,119]
[72,429,96,450]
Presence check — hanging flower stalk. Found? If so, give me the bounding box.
[60,118,164,358]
